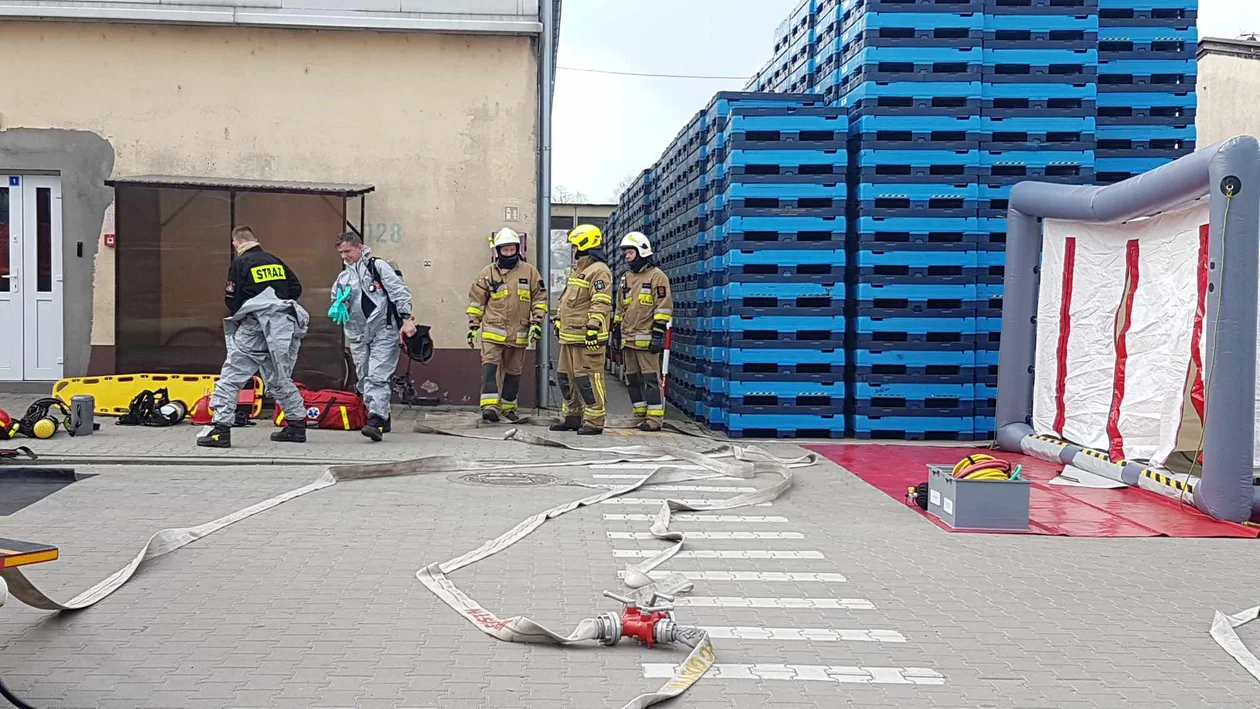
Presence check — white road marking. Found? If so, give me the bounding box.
[599,498,772,507]
[701,626,907,643]
[593,473,745,481]
[591,463,708,471]
[588,484,758,493]
[613,550,823,560]
[675,597,876,610]
[607,531,804,540]
[603,514,788,522]
[642,664,944,685]
[617,570,847,583]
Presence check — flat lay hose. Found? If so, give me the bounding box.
[0,423,814,708]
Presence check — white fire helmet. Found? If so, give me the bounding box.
[618,231,653,258]
[491,227,521,250]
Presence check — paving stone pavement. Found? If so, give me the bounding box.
[2,389,1260,708]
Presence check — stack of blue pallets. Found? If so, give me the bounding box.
[658,92,848,439]
[972,0,1102,438]
[1095,0,1197,184]
[602,0,1198,441]
[829,0,990,441]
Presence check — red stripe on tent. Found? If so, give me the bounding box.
[1189,223,1209,422]
[1052,237,1078,435]
[1107,239,1141,461]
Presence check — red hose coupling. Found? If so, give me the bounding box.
[620,606,670,649]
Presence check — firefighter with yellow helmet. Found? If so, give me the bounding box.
[613,232,673,430]
[466,227,548,422]
[551,223,613,434]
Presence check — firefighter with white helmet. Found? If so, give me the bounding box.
[551,223,613,435]
[613,231,673,431]
[466,227,548,422]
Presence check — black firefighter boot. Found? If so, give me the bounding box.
[270,420,307,443]
[196,424,232,448]
[550,417,582,431]
[577,424,603,436]
[362,414,386,442]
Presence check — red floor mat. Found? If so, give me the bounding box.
[807,444,1260,538]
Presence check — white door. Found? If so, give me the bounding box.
[0,175,64,381]
[0,176,23,380]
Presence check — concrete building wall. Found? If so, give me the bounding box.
[1196,44,1260,146]
[0,20,539,401]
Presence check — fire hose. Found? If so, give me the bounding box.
[1,426,813,708]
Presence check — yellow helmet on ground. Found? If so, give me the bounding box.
[568,224,603,251]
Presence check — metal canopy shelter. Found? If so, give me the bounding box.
[106,174,377,390]
[105,174,376,237]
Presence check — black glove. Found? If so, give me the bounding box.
[649,324,666,354]
[585,324,601,352]
[467,325,479,348]
[612,323,623,351]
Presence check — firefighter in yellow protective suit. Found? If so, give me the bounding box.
[466,227,548,423]
[551,224,613,435]
[613,232,673,431]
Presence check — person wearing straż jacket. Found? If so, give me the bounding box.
[465,227,548,423]
[613,232,673,431]
[551,224,613,435]
[198,226,309,448]
[329,231,416,442]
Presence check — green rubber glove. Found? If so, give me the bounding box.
[328,286,351,325]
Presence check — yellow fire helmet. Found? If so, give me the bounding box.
[567,223,603,251]
[618,231,653,258]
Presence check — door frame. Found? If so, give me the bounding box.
[0,174,64,382]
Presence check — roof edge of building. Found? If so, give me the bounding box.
[0,2,544,35]
[1198,36,1260,61]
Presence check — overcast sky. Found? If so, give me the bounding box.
[551,0,1258,204]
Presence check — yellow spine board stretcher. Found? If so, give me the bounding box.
[52,374,264,418]
[0,538,59,569]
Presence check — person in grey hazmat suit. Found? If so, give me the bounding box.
[329,232,416,441]
[197,226,310,448]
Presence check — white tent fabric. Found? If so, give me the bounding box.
[1034,202,1218,465]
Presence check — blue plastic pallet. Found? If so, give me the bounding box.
[1098,72,1196,92]
[839,81,983,115]
[835,9,984,31]
[984,0,1099,13]
[856,220,985,252]
[710,412,847,439]
[718,148,845,173]
[1094,155,1179,173]
[853,415,985,441]
[704,378,846,399]
[822,0,984,12]
[855,325,980,351]
[837,27,984,53]
[703,92,823,125]
[855,348,981,384]
[699,322,845,350]
[702,281,844,300]
[698,295,845,317]
[857,150,982,182]
[702,231,845,253]
[855,381,978,411]
[858,182,979,217]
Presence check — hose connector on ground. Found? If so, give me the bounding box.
[594,590,705,649]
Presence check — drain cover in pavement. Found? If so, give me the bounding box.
[457,472,558,487]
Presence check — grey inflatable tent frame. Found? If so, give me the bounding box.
[995,135,1260,524]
